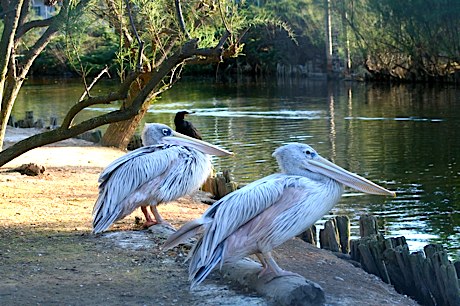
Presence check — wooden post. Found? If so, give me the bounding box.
[298,225,317,245]
[335,215,350,254]
[49,116,58,129]
[319,219,340,252]
[201,170,238,200]
[359,214,379,237]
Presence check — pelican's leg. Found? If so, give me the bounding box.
[141,206,156,228]
[257,252,302,281]
[150,205,174,229]
[256,253,268,271]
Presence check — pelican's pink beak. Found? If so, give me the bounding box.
[163,132,233,157]
[308,156,395,197]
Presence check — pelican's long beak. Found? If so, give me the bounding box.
[163,131,233,156]
[308,156,395,196]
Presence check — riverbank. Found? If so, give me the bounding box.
[0,127,418,305]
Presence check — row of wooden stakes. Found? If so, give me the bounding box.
[301,214,459,306]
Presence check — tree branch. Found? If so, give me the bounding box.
[125,0,144,71]
[153,36,178,69]
[79,66,111,102]
[175,0,190,39]
[16,18,56,40]
[103,0,134,46]
[61,71,139,129]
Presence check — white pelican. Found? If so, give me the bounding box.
[164,143,395,288]
[92,123,232,234]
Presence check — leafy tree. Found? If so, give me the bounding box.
[235,0,324,75]
[0,0,249,166]
[342,0,460,80]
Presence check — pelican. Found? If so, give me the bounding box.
[164,143,395,288]
[92,123,232,234]
[174,111,202,140]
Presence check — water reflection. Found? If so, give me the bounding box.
[12,78,460,259]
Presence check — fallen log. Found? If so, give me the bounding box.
[221,258,325,306]
[7,163,46,176]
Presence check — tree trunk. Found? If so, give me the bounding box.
[0,0,25,150]
[341,0,351,75]
[101,72,154,149]
[324,0,333,74]
[0,78,24,151]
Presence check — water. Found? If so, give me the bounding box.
[12,78,460,258]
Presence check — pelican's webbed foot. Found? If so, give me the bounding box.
[256,252,303,282]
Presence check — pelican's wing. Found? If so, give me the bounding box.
[98,144,167,185]
[198,174,294,255]
[163,173,285,249]
[92,144,179,233]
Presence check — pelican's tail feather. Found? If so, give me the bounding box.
[92,194,122,234]
[189,241,224,289]
[162,217,211,250]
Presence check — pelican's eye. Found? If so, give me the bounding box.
[305,150,316,158]
[162,128,170,136]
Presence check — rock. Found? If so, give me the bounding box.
[148,223,177,240]
[7,115,16,127]
[75,130,102,143]
[202,170,239,200]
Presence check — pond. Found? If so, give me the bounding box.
[13,77,460,259]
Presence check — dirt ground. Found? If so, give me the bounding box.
[0,128,419,305]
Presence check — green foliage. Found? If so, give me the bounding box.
[32,7,118,76]
[260,0,323,46]
[231,0,324,74]
[343,0,460,80]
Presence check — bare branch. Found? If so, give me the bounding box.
[175,0,190,39]
[125,0,144,71]
[218,0,231,34]
[1,35,240,166]
[61,72,139,129]
[15,18,55,39]
[16,0,30,36]
[216,30,230,49]
[154,36,179,69]
[16,16,56,39]
[79,66,111,102]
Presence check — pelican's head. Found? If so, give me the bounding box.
[273,143,395,196]
[142,123,232,156]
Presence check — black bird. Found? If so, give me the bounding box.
[174,111,203,140]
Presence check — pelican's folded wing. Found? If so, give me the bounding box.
[198,174,296,257]
[92,144,179,233]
